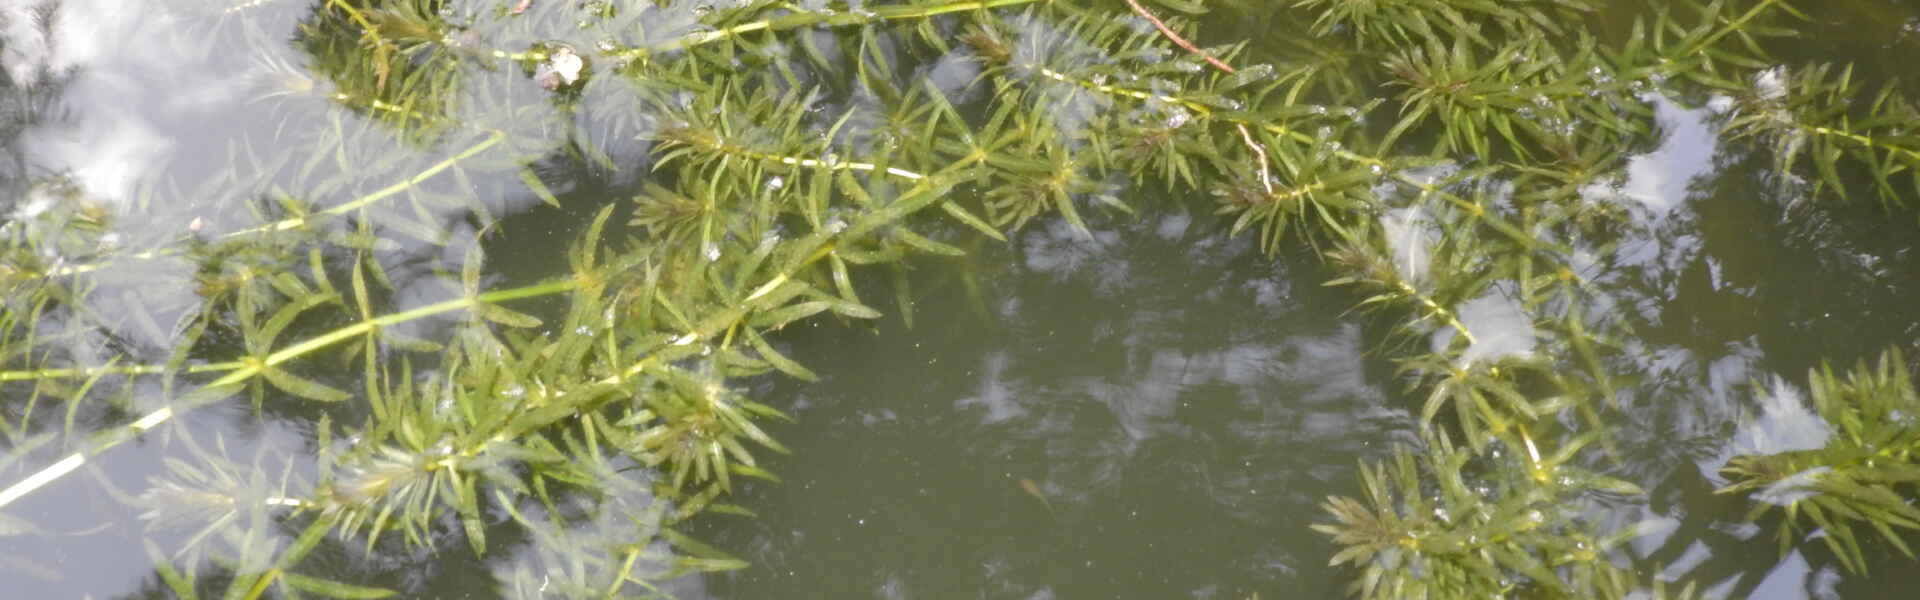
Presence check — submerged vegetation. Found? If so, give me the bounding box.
[0,0,1917,597]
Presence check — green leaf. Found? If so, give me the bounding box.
[146,540,200,600]
[890,261,915,330]
[478,303,543,328]
[280,572,397,599]
[262,367,352,403]
[745,328,818,382]
[747,301,832,329]
[891,228,965,256]
[940,201,1007,241]
[828,299,883,320]
[275,515,338,571]
[520,167,561,208]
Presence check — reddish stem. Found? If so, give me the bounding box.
[1123,0,1235,74]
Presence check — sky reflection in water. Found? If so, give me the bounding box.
[698,209,1411,599]
[2,1,1919,598]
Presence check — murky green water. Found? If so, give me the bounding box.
[688,176,1920,599]
[3,0,1920,598]
[692,214,1403,598]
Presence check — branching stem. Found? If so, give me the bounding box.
[49,131,506,278]
[0,279,576,511]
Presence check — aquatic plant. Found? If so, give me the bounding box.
[1718,348,1920,575]
[0,0,1914,597]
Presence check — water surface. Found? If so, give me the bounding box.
[0,1,1918,599]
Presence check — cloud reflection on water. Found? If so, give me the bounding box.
[702,207,1409,598]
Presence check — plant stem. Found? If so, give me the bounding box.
[0,360,244,382]
[49,131,506,278]
[1123,0,1235,75]
[0,279,576,511]
[595,0,1052,62]
[1027,63,1550,252]
[686,142,929,182]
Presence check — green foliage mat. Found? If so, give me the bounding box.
[1,0,1917,597]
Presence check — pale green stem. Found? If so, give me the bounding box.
[0,279,576,511]
[1805,124,1920,163]
[528,0,1055,63]
[0,360,244,382]
[49,131,505,278]
[681,140,929,182]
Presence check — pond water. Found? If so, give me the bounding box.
[691,213,1405,599]
[692,155,1920,598]
[2,0,1919,599]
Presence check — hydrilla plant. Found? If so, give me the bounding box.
[0,0,1915,598]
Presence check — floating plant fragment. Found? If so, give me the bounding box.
[535,46,585,90]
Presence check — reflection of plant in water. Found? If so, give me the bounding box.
[0,0,1917,597]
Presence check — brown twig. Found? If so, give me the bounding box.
[1123,0,1235,74]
